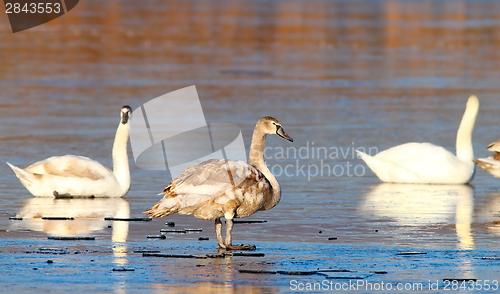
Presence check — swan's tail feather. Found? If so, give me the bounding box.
[6,162,39,184]
[143,199,180,218]
[356,150,381,171]
[356,150,395,182]
[356,150,369,160]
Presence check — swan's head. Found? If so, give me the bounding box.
[121,106,132,125]
[486,140,500,153]
[466,95,479,109]
[257,116,293,142]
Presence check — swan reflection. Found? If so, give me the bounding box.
[13,198,130,242]
[359,184,474,250]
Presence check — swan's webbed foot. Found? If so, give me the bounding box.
[216,217,256,251]
[53,191,72,198]
[225,244,256,251]
[53,191,95,199]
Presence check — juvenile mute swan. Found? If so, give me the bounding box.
[357,95,479,184]
[7,106,131,197]
[474,140,500,178]
[145,116,293,250]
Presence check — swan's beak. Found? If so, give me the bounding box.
[121,111,130,124]
[121,105,132,125]
[276,126,293,142]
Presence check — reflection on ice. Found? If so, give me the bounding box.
[149,252,277,294]
[149,283,277,294]
[359,184,474,250]
[477,191,500,236]
[13,198,130,242]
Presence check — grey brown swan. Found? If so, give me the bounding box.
[145,116,293,250]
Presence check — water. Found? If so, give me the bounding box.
[1,0,500,293]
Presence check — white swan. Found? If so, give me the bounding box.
[7,106,131,197]
[357,95,479,184]
[144,116,293,250]
[474,140,500,178]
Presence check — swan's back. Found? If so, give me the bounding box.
[25,155,112,180]
[146,159,274,219]
[375,143,456,163]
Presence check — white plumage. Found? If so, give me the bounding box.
[7,106,132,198]
[357,95,479,184]
[145,116,293,250]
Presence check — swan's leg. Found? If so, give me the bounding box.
[225,218,233,246]
[215,218,226,249]
[224,218,256,251]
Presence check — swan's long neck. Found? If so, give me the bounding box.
[248,127,281,209]
[456,96,479,162]
[112,122,131,193]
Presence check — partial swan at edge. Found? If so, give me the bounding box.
[474,140,500,178]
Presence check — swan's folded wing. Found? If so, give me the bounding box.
[375,142,456,163]
[165,159,264,198]
[365,142,465,183]
[25,155,112,180]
